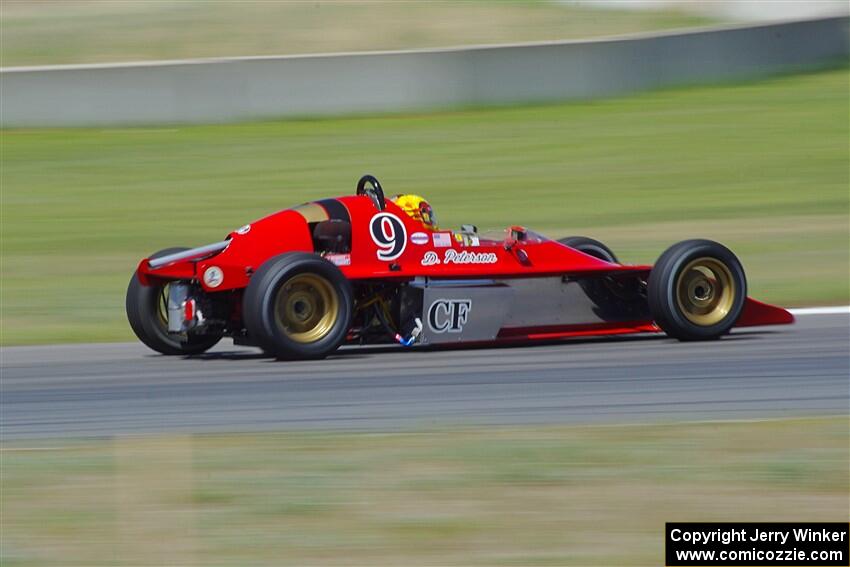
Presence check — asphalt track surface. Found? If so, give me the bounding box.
[1,313,847,440]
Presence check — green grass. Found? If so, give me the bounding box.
[0,0,718,67]
[1,68,848,345]
[1,418,847,566]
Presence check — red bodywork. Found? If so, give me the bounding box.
[137,194,793,344]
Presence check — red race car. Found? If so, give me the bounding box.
[126,175,793,359]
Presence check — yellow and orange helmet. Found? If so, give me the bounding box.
[391,194,438,231]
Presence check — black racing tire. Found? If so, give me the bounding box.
[559,236,641,319]
[243,252,353,360]
[558,236,619,263]
[648,239,746,341]
[126,247,222,355]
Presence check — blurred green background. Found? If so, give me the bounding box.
[3,417,847,566]
[0,0,718,66]
[2,67,848,345]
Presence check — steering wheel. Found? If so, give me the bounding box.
[356,174,386,211]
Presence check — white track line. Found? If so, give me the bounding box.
[789,306,850,316]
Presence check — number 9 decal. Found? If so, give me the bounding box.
[370,212,407,261]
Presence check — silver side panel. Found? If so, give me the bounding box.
[415,276,648,344]
[499,278,598,327]
[420,284,513,344]
[497,277,649,327]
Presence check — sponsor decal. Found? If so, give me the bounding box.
[235,224,251,235]
[432,232,453,248]
[203,266,224,288]
[427,299,472,333]
[369,212,407,261]
[325,253,351,267]
[410,231,429,245]
[420,249,498,266]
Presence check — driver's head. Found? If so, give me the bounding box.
[392,194,437,231]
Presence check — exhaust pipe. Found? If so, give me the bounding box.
[148,241,230,269]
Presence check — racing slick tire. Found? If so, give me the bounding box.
[243,252,353,360]
[126,247,223,356]
[648,239,746,341]
[558,236,619,263]
[559,236,644,319]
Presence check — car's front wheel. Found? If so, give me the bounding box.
[558,236,618,263]
[243,252,353,360]
[648,239,746,341]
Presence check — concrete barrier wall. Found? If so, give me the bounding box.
[1,17,847,127]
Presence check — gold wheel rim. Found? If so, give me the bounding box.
[274,273,339,344]
[676,257,735,326]
[157,283,170,329]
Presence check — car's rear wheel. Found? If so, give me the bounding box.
[126,247,222,355]
[558,236,619,263]
[243,252,353,360]
[648,239,746,341]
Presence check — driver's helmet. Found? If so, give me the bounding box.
[391,194,438,231]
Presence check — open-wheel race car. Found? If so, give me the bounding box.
[126,175,793,359]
